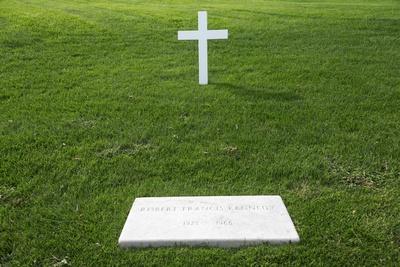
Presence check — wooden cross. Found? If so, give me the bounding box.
[178,11,228,85]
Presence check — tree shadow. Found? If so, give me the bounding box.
[212,82,302,102]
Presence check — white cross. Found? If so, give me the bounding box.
[178,11,228,85]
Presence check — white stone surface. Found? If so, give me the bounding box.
[119,196,299,248]
[178,11,228,85]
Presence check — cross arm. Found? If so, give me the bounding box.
[206,30,228,40]
[178,31,200,40]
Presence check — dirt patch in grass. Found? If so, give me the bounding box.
[97,142,153,158]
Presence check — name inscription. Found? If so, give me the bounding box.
[136,204,275,213]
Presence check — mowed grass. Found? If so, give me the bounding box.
[1,0,400,265]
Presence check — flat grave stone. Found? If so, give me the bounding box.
[119,196,299,248]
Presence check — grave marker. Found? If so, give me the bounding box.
[119,196,299,248]
[178,11,228,85]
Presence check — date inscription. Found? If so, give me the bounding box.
[182,220,233,226]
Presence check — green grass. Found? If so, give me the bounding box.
[1,0,400,265]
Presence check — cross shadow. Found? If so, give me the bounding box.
[212,82,302,102]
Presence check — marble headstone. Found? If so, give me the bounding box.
[119,196,299,248]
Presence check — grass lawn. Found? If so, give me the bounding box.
[1,0,400,265]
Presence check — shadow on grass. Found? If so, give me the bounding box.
[213,82,302,102]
